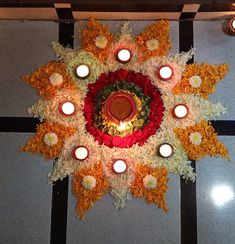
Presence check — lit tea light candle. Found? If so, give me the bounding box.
[173,104,189,119]
[230,17,235,31]
[76,64,90,79]
[158,65,173,81]
[158,143,174,158]
[112,159,127,174]
[73,146,89,161]
[59,101,76,116]
[223,17,235,35]
[117,49,131,63]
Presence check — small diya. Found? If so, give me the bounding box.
[103,91,137,124]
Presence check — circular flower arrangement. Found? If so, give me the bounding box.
[22,19,230,219]
[84,70,164,148]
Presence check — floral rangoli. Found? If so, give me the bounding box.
[22,19,230,219]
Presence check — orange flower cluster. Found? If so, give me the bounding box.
[82,18,114,62]
[72,163,109,219]
[174,120,229,160]
[131,164,168,211]
[173,63,229,99]
[22,122,76,159]
[136,20,171,60]
[21,61,77,99]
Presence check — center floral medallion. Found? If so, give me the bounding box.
[84,69,164,147]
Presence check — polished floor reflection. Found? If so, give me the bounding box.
[211,184,234,208]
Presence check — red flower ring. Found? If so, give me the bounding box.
[83,69,164,148]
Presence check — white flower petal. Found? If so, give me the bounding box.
[95,35,108,49]
[189,132,202,145]
[82,175,96,190]
[43,132,58,146]
[143,175,157,189]
[189,75,202,88]
[49,72,63,86]
[146,38,159,51]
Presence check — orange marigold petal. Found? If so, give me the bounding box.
[174,120,229,160]
[136,20,171,61]
[22,121,76,159]
[173,63,230,99]
[131,164,168,212]
[72,163,109,219]
[82,18,114,62]
[21,61,77,99]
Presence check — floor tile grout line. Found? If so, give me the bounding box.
[179,19,198,244]
[1,117,235,135]
[50,10,74,244]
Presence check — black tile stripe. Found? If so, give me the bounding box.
[210,120,235,135]
[1,118,235,135]
[0,117,39,132]
[1,117,234,135]
[179,21,194,63]
[56,8,73,20]
[180,12,197,20]
[50,176,69,244]
[179,20,197,244]
[50,15,74,244]
[180,160,197,244]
